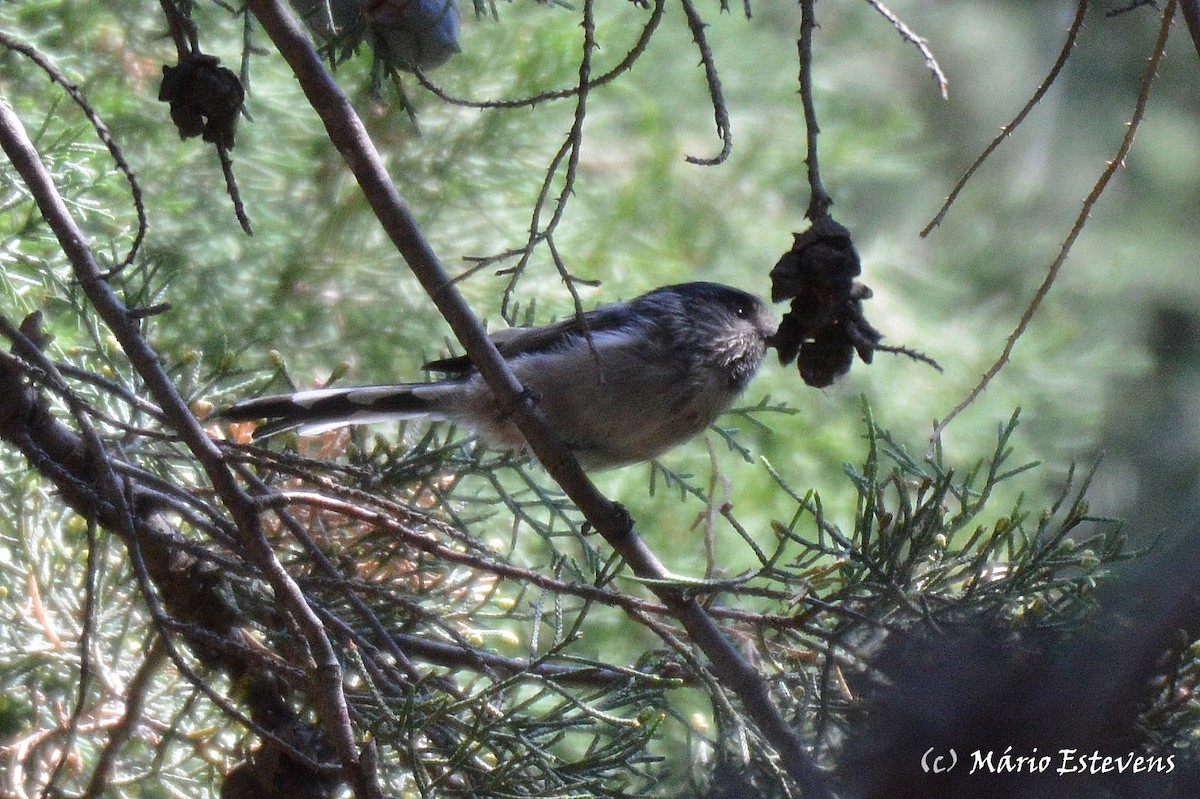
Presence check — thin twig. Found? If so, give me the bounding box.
[1108,0,1162,15]
[389,630,683,687]
[929,0,1175,452]
[236,466,430,690]
[921,0,1088,237]
[498,0,597,318]
[245,446,844,630]
[0,31,148,275]
[155,1,253,235]
[411,0,666,110]
[874,341,943,371]
[218,143,254,235]
[158,0,198,58]
[863,0,948,99]
[798,0,832,221]
[264,489,819,629]
[679,0,734,165]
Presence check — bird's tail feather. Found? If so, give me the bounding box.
[221,385,437,439]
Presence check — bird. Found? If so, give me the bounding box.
[221,282,776,470]
[291,0,461,72]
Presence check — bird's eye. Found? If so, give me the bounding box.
[735,304,751,318]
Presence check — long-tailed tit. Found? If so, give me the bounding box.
[222,282,776,470]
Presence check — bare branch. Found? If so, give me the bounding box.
[929,0,1175,451]
[0,31,148,275]
[498,0,599,318]
[798,0,833,221]
[411,0,667,109]
[217,141,254,235]
[679,0,734,166]
[863,0,949,99]
[921,0,1088,237]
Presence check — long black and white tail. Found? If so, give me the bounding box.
[221,385,436,438]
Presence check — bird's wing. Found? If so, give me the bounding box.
[422,303,632,375]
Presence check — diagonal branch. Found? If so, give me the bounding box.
[863,0,948,99]
[0,329,334,783]
[244,1,833,794]
[921,0,1088,237]
[0,101,377,799]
